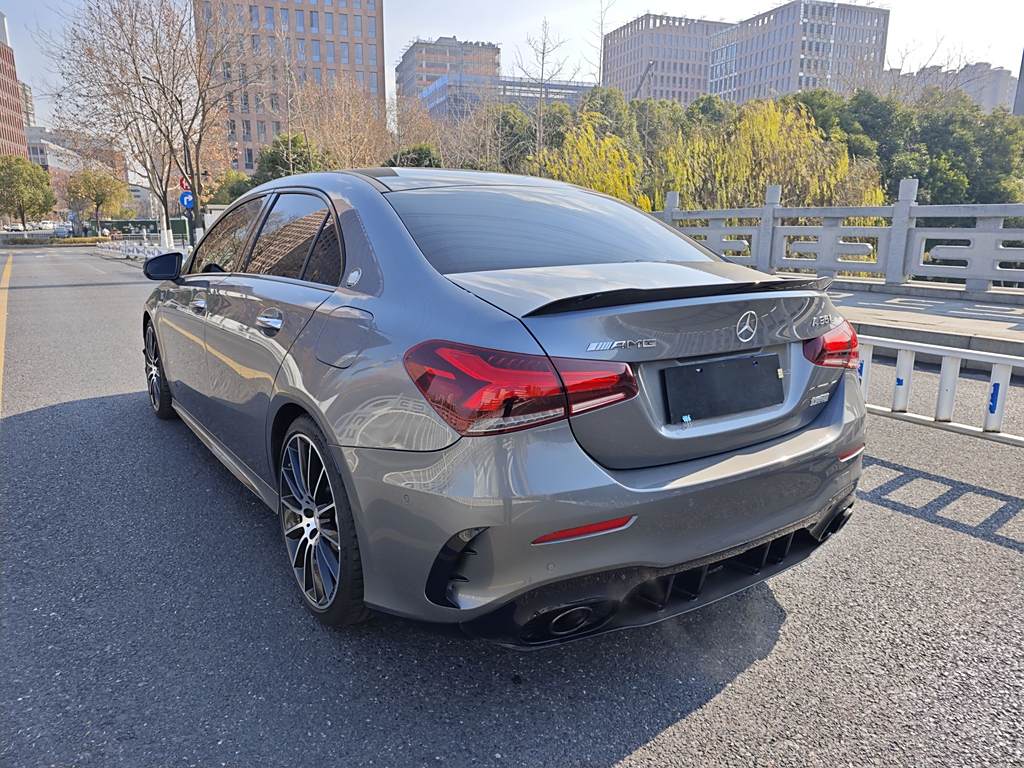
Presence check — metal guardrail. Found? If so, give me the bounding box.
[859,335,1023,447]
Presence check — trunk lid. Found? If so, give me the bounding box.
[447,262,843,470]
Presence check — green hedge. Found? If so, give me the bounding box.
[57,236,112,245]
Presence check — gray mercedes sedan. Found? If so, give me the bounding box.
[141,168,865,647]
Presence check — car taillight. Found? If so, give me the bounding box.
[551,356,639,414]
[403,340,638,436]
[803,320,859,369]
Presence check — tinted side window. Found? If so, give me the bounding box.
[246,193,328,279]
[189,198,264,274]
[303,217,342,287]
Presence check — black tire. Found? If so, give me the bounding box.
[279,416,369,626]
[144,322,175,420]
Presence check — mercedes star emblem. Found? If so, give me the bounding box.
[736,311,758,343]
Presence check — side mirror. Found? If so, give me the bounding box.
[144,251,183,281]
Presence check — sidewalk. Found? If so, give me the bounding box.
[831,288,1024,357]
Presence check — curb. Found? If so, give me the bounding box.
[832,278,1024,307]
[850,320,1024,377]
[93,248,144,269]
[848,321,1024,359]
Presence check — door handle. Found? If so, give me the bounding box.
[255,307,284,333]
[189,298,207,315]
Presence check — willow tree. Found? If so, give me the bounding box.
[535,114,651,210]
[662,100,883,209]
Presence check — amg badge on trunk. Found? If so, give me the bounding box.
[586,339,658,352]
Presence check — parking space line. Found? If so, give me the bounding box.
[859,456,1024,554]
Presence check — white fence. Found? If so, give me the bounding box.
[860,335,1023,447]
[96,235,190,261]
[660,179,1024,296]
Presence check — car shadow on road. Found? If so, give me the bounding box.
[1,393,785,767]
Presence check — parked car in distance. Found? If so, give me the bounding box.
[141,169,865,647]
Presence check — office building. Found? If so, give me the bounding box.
[601,15,732,103]
[709,1,889,103]
[202,0,385,173]
[881,62,1018,112]
[396,36,500,100]
[19,80,34,128]
[958,62,1017,112]
[27,127,84,174]
[27,127,86,216]
[1014,51,1024,116]
[419,73,592,120]
[27,126,128,180]
[0,13,28,157]
[130,184,160,220]
[602,3,888,106]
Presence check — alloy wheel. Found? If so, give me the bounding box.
[144,325,162,411]
[280,434,342,609]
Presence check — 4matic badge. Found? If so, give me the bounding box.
[586,339,657,352]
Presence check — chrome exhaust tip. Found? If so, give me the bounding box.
[510,600,615,645]
[548,606,594,637]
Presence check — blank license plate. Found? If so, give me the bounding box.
[664,354,784,424]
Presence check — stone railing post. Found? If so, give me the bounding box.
[662,191,680,224]
[884,178,918,286]
[966,216,1000,293]
[755,185,781,273]
[817,215,843,278]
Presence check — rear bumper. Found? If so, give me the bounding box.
[332,371,865,629]
[464,500,854,648]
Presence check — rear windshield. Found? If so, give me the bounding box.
[386,185,717,274]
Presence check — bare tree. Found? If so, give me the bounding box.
[125,123,177,239]
[292,76,391,168]
[262,23,314,176]
[390,94,441,163]
[515,19,578,156]
[583,0,617,84]
[44,0,254,244]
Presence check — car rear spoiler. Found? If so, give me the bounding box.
[524,275,833,317]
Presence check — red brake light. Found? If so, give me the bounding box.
[551,357,639,414]
[403,341,639,436]
[803,320,859,369]
[404,341,565,435]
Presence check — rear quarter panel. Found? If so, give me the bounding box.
[267,175,550,456]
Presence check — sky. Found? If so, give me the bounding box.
[4,0,1023,127]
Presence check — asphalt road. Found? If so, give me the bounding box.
[1,247,1022,768]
